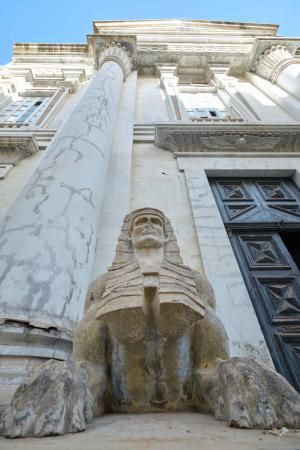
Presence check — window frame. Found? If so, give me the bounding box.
[0,88,66,128]
[178,81,242,122]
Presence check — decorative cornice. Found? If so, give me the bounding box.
[1,67,88,92]
[252,45,299,82]
[0,134,39,165]
[138,44,252,77]
[155,123,300,154]
[13,43,88,56]
[139,43,251,54]
[93,19,278,37]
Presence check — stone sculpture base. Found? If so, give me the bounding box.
[0,360,92,438]
[1,356,300,437]
[213,357,300,429]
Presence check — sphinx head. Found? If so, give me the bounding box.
[111,207,183,266]
[130,210,166,250]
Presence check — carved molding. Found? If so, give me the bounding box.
[96,41,133,79]
[155,123,300,154]
[156,63,178,78]
[139,44,251,54]
[93,19,278,37]
[252,45,299,82]
[3,67,87,82]
[1,67,88,92]
[0,134,39,164]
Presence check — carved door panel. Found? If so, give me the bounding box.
[210,178,300,391]
[229,230,300,390]
[210,178,300,227]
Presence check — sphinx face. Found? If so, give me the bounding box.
[131,214,165,249]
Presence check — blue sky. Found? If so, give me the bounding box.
[0,0,299,64]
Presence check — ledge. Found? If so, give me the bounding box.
[0,132,40,164]
[0,128,56,150]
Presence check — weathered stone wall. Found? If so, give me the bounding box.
[135,77,169,122]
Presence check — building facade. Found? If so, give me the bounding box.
[0,19,300,410]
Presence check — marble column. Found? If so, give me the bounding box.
[92,70,137,279]
[0,57,128,372]
[253,45,300,101]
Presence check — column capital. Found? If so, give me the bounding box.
[95,41,133,79]
[252,45,299,83]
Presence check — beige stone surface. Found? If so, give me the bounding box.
[1,413,299,450]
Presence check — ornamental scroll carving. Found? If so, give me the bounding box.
[155,124,300,154]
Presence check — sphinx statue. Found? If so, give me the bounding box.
[73,207,229,413]
[73,207,300,427]
[1,208,300,437]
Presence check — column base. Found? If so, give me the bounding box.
[0,322,73,414]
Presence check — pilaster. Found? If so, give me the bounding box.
[156,64,185,120]
[211,66,258,122]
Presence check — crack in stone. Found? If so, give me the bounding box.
[0,60,123,326]
[85,225,94,264]
[60,182,95,212]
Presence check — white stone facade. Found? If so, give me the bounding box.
[0,19,300,409]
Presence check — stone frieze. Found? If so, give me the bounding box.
[155,123,300,154]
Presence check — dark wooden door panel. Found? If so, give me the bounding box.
[254,276,300,324]
[210,178,300,227]
[229,230,300,391]
[210,177,300,391]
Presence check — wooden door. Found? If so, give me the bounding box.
[210,178,300,390]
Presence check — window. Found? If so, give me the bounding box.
[0,97,51,126]
[178,90,231,121]
[186,107,229,121]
